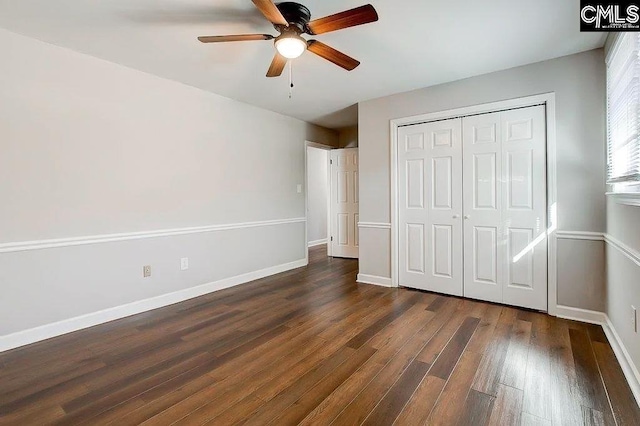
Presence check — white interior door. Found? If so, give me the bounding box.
[397,119,463,296]
[463,105,547,310]
[330,148,359,258]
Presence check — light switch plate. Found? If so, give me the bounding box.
[181,258,189,271]
[297,184,302,193]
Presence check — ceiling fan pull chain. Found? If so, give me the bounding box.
[288,61,294,99]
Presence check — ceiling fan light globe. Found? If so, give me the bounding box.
[275,36,306,59]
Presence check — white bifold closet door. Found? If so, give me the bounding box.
[398,118,463,296]
[463,106,547,310]
[398,105,547,311]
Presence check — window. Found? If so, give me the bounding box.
[607,33,640,191]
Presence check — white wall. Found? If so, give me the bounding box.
[358,49,607,311]
[0,29,337,345]
[306,147,329,245]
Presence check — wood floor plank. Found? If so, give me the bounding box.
[0,246,638,425]
[520,412,551,426]
[592,340,640,426]
[361,359,431,425]
[427,350,483,425]
[428,316,480,380]
[472,307,518,396]
[522,329,552,421]
[455,388,495,426]
[548,318,583,426]
[569,328,616,425]
[269,345,377,425]
[487,384,523,426]
[237,346,357,425]
[499,319,532,390]
[125,329,329,424]
[338,299,461,425]
[394,375,445,425]
[582,405,606,426]
[297,304,435,425]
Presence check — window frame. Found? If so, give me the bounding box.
[606,32,640,197]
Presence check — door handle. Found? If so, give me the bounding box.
[453,214,460,219]
[464,215,471,219]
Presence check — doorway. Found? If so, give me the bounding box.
[306,143,331,256]
[305,143,360,262]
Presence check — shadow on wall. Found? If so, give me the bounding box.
[338,125,358,148]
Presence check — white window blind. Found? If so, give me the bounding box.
[607,33,640,184]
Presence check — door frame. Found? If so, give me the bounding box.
[305,141,333,263]
[390,93,558,314]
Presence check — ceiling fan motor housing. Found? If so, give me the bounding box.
[275,2,311,32]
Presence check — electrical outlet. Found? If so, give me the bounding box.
[143,265,151,278]
[633,306,637,333]
[181,257,189,271]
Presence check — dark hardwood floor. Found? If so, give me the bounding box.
[1,245,639,425]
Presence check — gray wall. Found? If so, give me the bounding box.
[0,29,337,338]
[606,198,640,373]
[358,49,607,311]
[603,32,640,382]
[306,147,329,244]
[338,126,358,148]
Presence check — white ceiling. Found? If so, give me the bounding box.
[0,0,606,128]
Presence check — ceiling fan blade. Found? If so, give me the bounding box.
[198,34,273,43]
[252,0,288,26]
[307,40,360,71]
[267,52,288,77]
[307,4,378,35]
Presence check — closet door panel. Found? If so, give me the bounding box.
[462,112,504,304]
[501,106,547,310]
[398,119,463,295]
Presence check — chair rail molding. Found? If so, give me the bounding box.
[556,231,606,241]
[0,217,307,254]
[357,222,392,229]
[606,192,640,207]
[605,233,640,267]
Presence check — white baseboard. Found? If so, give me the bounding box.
[308,239,327,248]
[357,274,393,288]
[554,305,640,407]
[0,258,308,353]
[603,316,640,407]
[555,305,608,325]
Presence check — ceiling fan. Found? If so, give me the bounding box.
[198,0,379,77]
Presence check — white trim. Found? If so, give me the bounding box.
[308,239,327,247]
[606,192,640,207]
[0,258,308,353]
[606,32,624,64]
[555,305,608,325]
[391,93,552,127]
[357,274,393,287]
[389,93,558,315]
[603,316,640,406]
[358,222,392,229]
[556,231,606,241]
[0,218,306,254]
[605,234,640,267]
